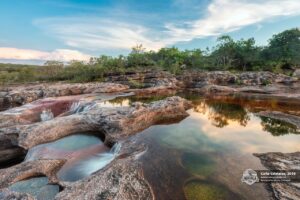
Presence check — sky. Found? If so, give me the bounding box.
[0,0,300,64]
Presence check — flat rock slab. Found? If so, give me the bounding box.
[254,152,300,200]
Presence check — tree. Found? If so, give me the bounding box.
[41,60,64,80]
[235,38,260,71]
[127,44,154,67]
[264,28,300,69]
[211,35,238,70]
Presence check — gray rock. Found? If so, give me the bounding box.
[254,152,300,200]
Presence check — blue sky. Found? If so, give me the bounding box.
[0,0,300,64]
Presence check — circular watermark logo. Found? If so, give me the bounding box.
[241,169,259,185]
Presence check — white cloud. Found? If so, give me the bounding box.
[34,18,166,51]
[0,47,91,62]
[34,0,300,51]
[165,0,300,43]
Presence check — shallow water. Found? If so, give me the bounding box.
[57,142,120,181]
[17,93,300,199]
[25,134,120,182]
[8,177,59,200]
[104,93,300,199]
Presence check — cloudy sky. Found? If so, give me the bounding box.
[0,0,300,64]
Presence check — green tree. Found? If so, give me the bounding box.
[264,28,300,69]
[41,60,64,80]
[127,44,154,67]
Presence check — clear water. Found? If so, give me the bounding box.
[8,177,59,200]
[26,134,103,161]
[103,93,300,199]
[25,134,120,182]
[20,93,300,199]
[57,143,121,182]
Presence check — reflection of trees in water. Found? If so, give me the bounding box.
[194,101,250,128]
[260,116,300,136]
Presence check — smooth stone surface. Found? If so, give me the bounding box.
[8,177,59,200]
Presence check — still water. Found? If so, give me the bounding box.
[20,93,300,199]
[26,134,120,182]
[8,177,59,200]
[108,93,300,199]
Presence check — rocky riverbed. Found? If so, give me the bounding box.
[0,71,299,199]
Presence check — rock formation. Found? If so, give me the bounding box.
[0,82,129,110]
[254,152,300,200]
[0,96,191,164]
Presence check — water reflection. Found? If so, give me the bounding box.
[194,101,250,128]
[260,116,300,136]
[107,94,300,199]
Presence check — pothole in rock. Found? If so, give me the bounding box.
[8,176,59,200]
[25,133,120,182]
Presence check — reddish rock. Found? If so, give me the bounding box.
[0,159,66,189]
[0,82,129,110]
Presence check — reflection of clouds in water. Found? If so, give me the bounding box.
[157,118,227,154]
[191,111,300,153]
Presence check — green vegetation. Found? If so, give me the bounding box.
[1,28,299,84]
[184,180,231,200]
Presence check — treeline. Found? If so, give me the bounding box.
[0,28,299,84]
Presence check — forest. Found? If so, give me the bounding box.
[0,28,299,84]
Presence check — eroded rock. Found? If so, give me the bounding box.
[106,70,179,89]
[0,82,129,110]
[0,189,35,200]
[254,152,300,200]
[0,96,192,150]
[56,138,152,200]
[0,159,66,189]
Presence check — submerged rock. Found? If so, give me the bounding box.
[8,177,59,200]
[254,152,300,200]
[184,180,238,200]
